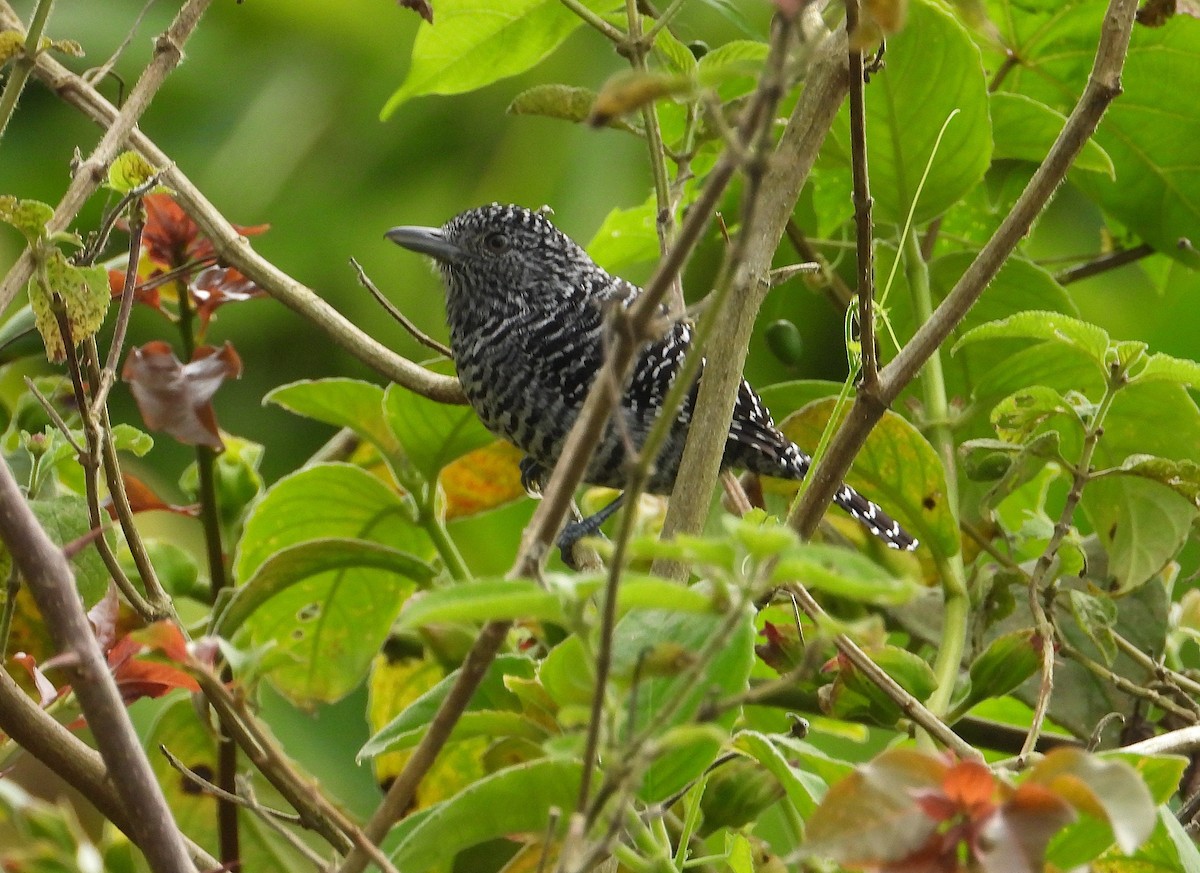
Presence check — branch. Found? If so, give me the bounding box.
[658,21,851,563]
[0,459,194,873]
[0,667,218,871]
[846,0,877,389]
[0,1,465,405]
[789,0,1139,539]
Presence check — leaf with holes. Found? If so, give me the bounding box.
[28,249,110,363]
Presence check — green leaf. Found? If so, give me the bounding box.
[831,646,939,727]
[613,605,755,801]
[734,731,830,818]
[586,195,660,272]
[27,249,110,363]
[1112,453,1200,506]
[1067,590,1118,665]
[383,382,492,483]
[381,0,623,118]
[989,385,1081,443]
[777,398,959,558]
[146,699,316,866]
[1131,351,1200,387]
[106,151,160,194]
[508,83,641,134]
[963,628,1042,710]
[29,496,109,607]
[696,39,768,85]
[0,195,53,242]
[1105,477,1196,594]
[234,464,432,703]
[361,655,533,760]
[266,378,399,454]
[771,543,918,605]
[990,92,1113,176]
[215,538,432,638]
[825,0,991,225]
[651,26,697,74]
[388,759,581,872]
[953,310,1110,368]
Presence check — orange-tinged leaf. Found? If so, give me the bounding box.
[440,439,525,520]
[135,620,191,663]
[976,782,1075,873]
[807,747,946,864]
[942,759,996,814]
[11,652,60,706]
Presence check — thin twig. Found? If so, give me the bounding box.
[350,257,452,357]
[1054,242,1154,285]
[845,0,877,389]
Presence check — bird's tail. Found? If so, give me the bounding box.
[755,442,919,552]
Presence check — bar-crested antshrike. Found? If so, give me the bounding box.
[387,204,917,560]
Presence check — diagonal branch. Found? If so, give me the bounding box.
[788,0,1139,540]
[0,458,194,873]
[0,0,464,405]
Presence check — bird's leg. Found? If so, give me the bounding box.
[519,456,546,497]
[558,493,626,568]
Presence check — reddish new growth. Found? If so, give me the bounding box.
[115,193,268,339]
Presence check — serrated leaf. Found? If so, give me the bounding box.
[652,26,697,74]
[696,39,768,84]
[381,0,623,118]
[28,249,110,362]
[953,310,1110,368]
[1131,351,1200,387]
[0,195,53,241]
[1113,453,1200,505]
[0,30,25,66]
[508,83,641,134]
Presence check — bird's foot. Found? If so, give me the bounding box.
[519,457,546,498]
[556,494,626,569]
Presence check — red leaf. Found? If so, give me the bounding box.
[123,340,243,449]
[115,473,200,517]
[112,657,200,704]
[11,652,60,707]
[139,193,267,269]
[189,265,266,339]
[941,759,996,819]
[136,620,191,663]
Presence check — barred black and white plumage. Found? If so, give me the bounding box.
[387,203,917,553]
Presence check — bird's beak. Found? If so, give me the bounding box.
[385,225,462,263]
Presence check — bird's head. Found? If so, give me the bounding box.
[386,204,602,311]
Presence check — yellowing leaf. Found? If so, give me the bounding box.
[107,151,160,194]
[440,439,525,520]
[28,249,110,362]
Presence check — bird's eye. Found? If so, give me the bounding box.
[483,232,509,254]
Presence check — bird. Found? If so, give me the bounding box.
[386,203,917,562]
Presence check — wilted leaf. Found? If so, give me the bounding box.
[588,69,692,127]
[398,0,434,22]
[189,266,265,338]
[123,340,243,449]
[11,652,60,707]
